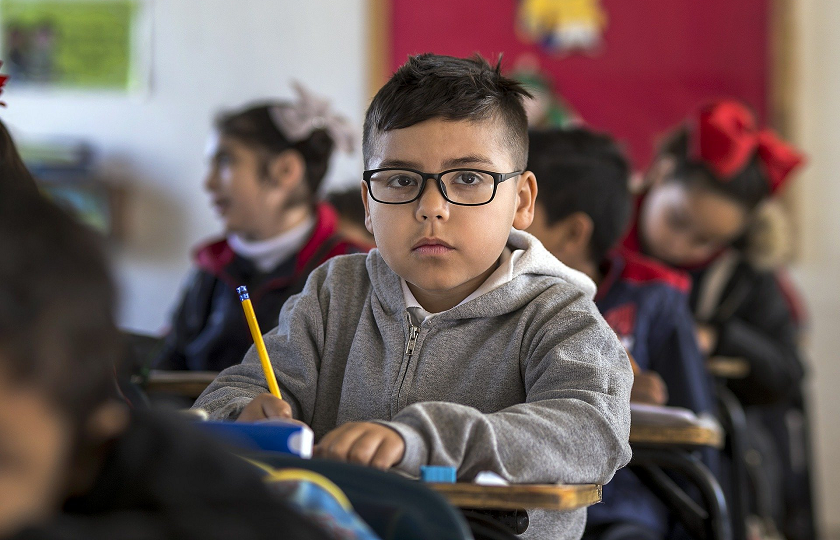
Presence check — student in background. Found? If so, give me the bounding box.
[195,53,632,540]
[623,100,814,540]
[326,186,376,247]
[155,83,368,372]
[0,178,329,539]
[527,128,716,540]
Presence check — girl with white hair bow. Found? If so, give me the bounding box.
[154,82,368,373]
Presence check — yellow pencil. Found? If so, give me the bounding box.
[237,286,282,399]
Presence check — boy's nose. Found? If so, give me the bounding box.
[415,178,450,221]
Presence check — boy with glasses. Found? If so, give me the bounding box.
[195,54,632,540]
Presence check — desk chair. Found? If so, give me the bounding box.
[629,407,731,540]
[715,385,749,540]
[122,331,165,377]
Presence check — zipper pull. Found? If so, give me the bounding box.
[405,313,420,356]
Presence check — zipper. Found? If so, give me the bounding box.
[396,311,421,409]
[405,313,420,356]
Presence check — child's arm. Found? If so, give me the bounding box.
[193,274,328,422]
[710,270,804,405]
[379,290,632,485]
[153,270,213,370]
[648,290,716,415]
[647,290,720,473]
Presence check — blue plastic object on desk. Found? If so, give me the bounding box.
[420,465,456,483]
[197,420,313,458]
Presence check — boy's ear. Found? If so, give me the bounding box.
[646,156,677,188]
[267,150,306,191]
[360,181,374,235]
[564,212,595,250]
[512,171,538,230]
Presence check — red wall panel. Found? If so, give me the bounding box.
[390,0,770,168]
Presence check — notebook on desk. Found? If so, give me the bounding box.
[630,402,718,429]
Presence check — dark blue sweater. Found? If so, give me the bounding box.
[587,249,716,537]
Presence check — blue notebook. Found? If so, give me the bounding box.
[197,420,314,458]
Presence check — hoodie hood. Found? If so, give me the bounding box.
[366,228,597,319]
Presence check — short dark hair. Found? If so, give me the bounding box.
[0,188,121,426]
[656,128,769,210]
[0,119,39,197]
[528,128,631,262]
[363,53,532,169]
[326,186,366,227]
[215,103,335,198]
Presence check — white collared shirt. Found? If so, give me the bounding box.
[227,216,316,272]
[401,246,524,324]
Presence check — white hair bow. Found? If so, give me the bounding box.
[269,81,357,154]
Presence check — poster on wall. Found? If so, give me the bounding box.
[516,0,607,55]
[0,0,151,92]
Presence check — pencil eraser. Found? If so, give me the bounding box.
[236,286,249,301]
[420,466,456,483]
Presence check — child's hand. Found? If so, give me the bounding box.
[695,324,718,356]
[630,371,669,405]
[314,422,405,471]
[237,393,295,422]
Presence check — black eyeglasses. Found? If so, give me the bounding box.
[363,168,522,206]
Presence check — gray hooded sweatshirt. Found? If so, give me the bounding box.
[194,230,632,539]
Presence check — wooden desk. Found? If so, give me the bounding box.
[707,356,750,379]
[629,405,725,449]
[428,482,601,511]
[629,405,729,539]
[143,370,219,398]
[630,423,724,449]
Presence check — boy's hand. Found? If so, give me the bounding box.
[237,393,294,422]
[315,422,405,471]
[630,371,669,405]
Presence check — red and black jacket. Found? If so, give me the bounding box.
[589,248,716,536]
[595,248,712,416]
[621,195,805,406]
[154,203,369,372]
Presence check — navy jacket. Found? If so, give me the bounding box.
[587,248,715,537]
[154,203,368,372]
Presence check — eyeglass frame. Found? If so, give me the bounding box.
[362,167,523,206]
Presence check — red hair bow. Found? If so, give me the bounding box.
[691,100,805,194]
[0,61,7,107]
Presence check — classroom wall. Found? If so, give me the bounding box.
[0,0,369,333]
[791,0,840,536]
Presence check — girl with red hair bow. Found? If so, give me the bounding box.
[622,100,815,540]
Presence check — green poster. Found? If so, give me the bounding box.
[0,0,140,90]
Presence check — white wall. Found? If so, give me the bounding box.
[791,0,840,536]
[0,0,369,333]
